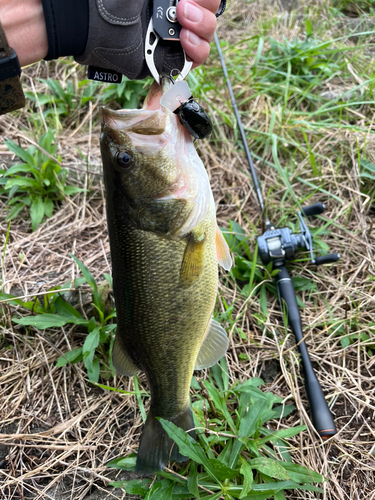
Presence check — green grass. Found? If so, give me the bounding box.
[196,24,375,193]
[0,256,116,382]
[0,131,84,230]
[25,69,152,130]
[0,244,326,498]
[108,368,323,500]
[332,0,375,15]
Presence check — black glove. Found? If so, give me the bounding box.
[42,0,184,80]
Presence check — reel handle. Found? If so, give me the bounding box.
[314,253,340,266]
[302,202,325,217]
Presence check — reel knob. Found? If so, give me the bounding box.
[313,253,340,265]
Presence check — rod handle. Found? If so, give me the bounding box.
[306,378,337,438]
[274,262,337,438]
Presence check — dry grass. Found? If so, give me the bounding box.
[1,0,375,498]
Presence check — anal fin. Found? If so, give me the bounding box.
[195,318,229,370]
[112,335,140,377]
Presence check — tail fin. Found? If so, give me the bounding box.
[136,405,196,473]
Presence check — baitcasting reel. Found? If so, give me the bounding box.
[257,202,340,266]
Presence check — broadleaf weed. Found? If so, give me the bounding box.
[0,256,116,382]
[1,131,84,230]
[108,375,324,498]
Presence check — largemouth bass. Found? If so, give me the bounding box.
[100,82,232,473]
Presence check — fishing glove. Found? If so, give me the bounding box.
[42,0,184,80]
[41,0,226,80]
[76,0,188,79]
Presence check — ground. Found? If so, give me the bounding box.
[1,0,375,499]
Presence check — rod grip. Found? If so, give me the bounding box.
[274,262,337,438]
[274,264,301,341]
[305,379,337,438]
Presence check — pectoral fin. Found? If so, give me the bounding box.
[180,231,206,286]
[112,335,140,377]
[215,225,232,271]
[195,318,229,370]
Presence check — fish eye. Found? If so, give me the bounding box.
[117,151,133,168]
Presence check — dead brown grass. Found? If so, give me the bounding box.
[1,0,375,498]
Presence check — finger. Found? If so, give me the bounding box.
[179,29,211,67]
[189,0,221,15]
[176,0,217,43]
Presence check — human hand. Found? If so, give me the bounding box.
[177,0,221,68]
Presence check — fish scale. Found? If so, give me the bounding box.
[111,215,217,410]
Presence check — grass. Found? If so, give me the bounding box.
[1,0,375,498]
[0,132,84,230]
[109,372,323,499]
[0,255,116,382]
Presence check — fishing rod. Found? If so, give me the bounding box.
[214,32,339,439]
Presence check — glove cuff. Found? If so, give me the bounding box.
[41,0,89,59]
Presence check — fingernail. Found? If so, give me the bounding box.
[184,2,203,22]
[187,30,201,46]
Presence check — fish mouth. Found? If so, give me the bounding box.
[100,81,192,160]
[100,82,173,135]
[100,106,166,136]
